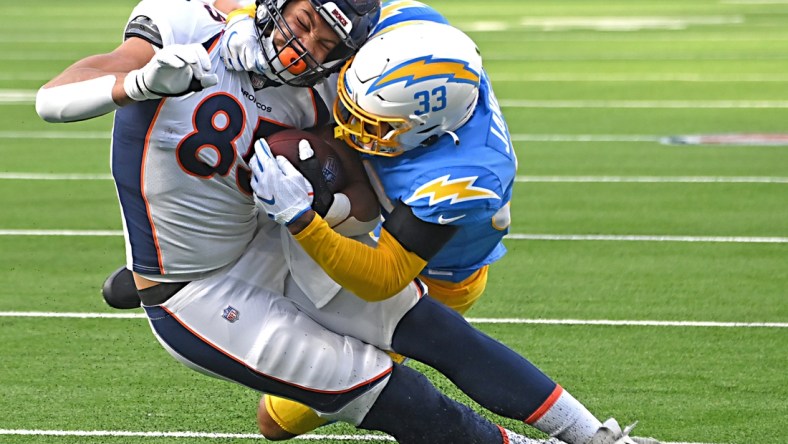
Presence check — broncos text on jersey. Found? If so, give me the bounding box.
[113,0,336,281]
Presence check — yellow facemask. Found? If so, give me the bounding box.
[333,58,411,157]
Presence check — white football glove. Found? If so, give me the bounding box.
[250,139,314,226]
[124,43,219,101]
[219,14,269,74]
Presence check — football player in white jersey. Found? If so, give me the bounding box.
[35,1,584,443]
[92,2,662,443]
[250,19,662,444]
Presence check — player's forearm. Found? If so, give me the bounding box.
[36,70,126,123]
[289,211,427,301]
[37,41,154,122]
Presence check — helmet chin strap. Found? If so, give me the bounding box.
[445,131,460,145]
[440,90,480,147]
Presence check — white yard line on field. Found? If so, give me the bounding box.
[0,130,109,139]
[490,73,788,82]
[475,34,788,43]
[0,429,391,441]
[0,230,123,236]
[1,230,786,243]
[3,172,787,184]
[0,173,113,180]
[0,131,696,143]
[499,100,788,108]
[458,15,744,32]
[0,36,120,43]
[6,73,788,82]
[0,89,36,103]
[7,89,788,109]
[0,429,721,444]
[512,134,660,142]
[509,133,788,144]
[515,176,788,183]
[721,0,788,4]
[0,312,785,329]
[505,234,788,243]
[7,131,653,142]
[469,319,788,328]
[483,54,788,62]
[2,131,788,145]
[0,73,70,80]
[22,52,788,63]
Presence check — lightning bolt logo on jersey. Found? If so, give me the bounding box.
[404,175,500,206]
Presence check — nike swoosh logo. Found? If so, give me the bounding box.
[258,195,276,206]
[437,214,465,225]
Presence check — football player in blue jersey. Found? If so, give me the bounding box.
[251,18,661,444]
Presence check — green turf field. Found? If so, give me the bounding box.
[1,0,786,443]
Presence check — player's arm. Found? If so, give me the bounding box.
[287,204,457,301]
[251,140,456,301]
[36,22,218,123]
[36,37,155,122]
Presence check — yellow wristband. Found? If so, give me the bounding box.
[226,4,256,21]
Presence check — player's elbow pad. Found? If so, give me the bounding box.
[36,75,120,123]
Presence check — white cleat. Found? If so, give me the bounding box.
[588,418,661,444]
[503,428,566,444]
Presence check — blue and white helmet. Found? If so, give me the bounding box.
[256,0,381,86]
[334,22,482,156]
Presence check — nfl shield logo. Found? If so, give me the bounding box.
[322,157,338,187]
[222,306,240,323]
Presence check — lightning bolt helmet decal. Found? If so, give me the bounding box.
[366,55,481,95]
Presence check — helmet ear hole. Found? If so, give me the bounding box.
[417,125,438,134]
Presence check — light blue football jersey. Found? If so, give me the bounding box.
[371,0,450,36]
[367,71,517,283]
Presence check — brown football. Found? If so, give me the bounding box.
[265,128,346,192]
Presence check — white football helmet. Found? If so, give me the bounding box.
[333,22,482,156]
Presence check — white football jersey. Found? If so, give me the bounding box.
[112,0,336,281]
